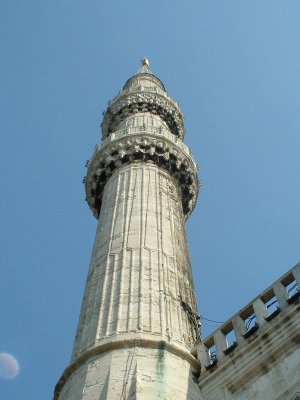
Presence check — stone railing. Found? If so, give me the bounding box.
[197,263,300,371]
[109,86,181,110]
[100,126,197,169]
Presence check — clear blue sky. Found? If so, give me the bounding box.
[1,1,299,398]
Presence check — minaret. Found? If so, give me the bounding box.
[54,60,201,399]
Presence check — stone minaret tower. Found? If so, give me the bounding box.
[54,60,201,399]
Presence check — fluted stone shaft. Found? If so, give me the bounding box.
[72,162,197,361]
[54,62,201,400]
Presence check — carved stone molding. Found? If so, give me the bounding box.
[102,91,185,140]
[85,135,199,220]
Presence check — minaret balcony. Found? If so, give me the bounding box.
[85,131,199,220]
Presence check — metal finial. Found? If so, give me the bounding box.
[138,58,152,74]
[141,58,149,67]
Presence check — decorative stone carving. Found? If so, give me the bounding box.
[85,134,199,220]
[102,92,185,139]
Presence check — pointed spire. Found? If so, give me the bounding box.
[138,57,152,74]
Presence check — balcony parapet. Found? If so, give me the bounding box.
[197,263,300,373]
[101,126,196,169]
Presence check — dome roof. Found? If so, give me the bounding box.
[122,58,166,92]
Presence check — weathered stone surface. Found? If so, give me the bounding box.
[197,263,300,400]
[54,66,201,400]
[73,163,199,361]
[59,347,200,400]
